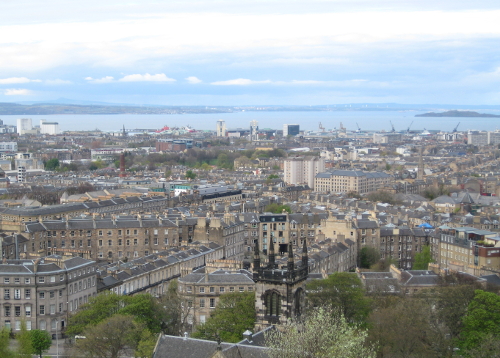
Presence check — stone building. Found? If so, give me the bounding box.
[177,260,255,327]
[314,170,392,194]
[0,256,97,338]
[253,240,308,328]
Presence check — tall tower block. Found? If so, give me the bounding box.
[216,120,227,137]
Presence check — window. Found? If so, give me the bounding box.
[50,305,56,315]
[39,292,45,299]
[39,276,45,283]
[248,287,253,292]
[200,299,205,308]
[265,291,281,317]
[210,298,215,308]
[4,278,9,284]
[230,287,235,292]
[108,240,112,246]
[98,240,103,246]
[199,287,205,293]
[24,278,30,284]
[186,286,192,293]
[14,277,20,284]
[4,306,10,317]
[4,289,10,299]
[239,287,244,292]
[15,306,20,317]
[39,305,45,315]
[40,320,46,330]
[219,287,225,293]
[14,289,21,299]
[25,289,31,299]
[210,287,215,293]
[25,306,31,317]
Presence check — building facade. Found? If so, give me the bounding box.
[0,256,97,338]
[314,170,392,194]
[284,156,325,190]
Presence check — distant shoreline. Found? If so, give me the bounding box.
[416,110,500,118]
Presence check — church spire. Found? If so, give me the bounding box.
[287,242,295,280]
[253,239,260,271]
[302,239,308,273]
[268,239,276,269]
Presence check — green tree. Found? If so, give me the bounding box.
[267,174,279,180]
[135,329,157,358]
[0,326,14,358]
[459,290,500,352]
[44,158,60,171]
[73,315,143,358]
[30,329,52,358]
[368,298,439,357]
[17,321,33,358]
[266,306,375,358]
[67,292,162,336]
[192,292,255,343]
[413,245,433,270]
[185,170,196,180]
[359,247,380,269]
[306,273,371,326]
[265,203,292,214]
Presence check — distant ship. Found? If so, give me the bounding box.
[155,125,196,134]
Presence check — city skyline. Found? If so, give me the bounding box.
[0,0,500,106]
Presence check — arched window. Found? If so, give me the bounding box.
[264,290,281,317]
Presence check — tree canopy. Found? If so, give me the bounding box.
[266,306,375,358]
[67,292,162,336]
[459,290,500,353]
[30,329,52,358]
[265,203,292,214]
[413,245,433,270]
[306,273,371,326]
[192,292,255,343]
[44,158,60,171]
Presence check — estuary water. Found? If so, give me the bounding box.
[1,110,500,133]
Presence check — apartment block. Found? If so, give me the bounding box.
[284,156,325,189]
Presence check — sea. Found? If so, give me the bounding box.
[1,110,500,133]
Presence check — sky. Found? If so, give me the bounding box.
[0,0,500,106]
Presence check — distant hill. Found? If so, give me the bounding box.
[415,110,500,118]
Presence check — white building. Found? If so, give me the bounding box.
[0,142,17,152]
[284,156,325,190]
[216,120,227,137]
[16,118,32,135]
[40,120,60,135]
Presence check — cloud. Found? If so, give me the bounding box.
[85,76,114,83]
[45,79,72,85]
[118,73,175,82]
[4,88,32,95]
[0,77,41,84]
[186,76,202,84]
[211,78,272,86]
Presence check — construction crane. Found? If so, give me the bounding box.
[319,122,325,132]
[390,121,396,133]
[406,121,413,135]
[355,123,361,133]
[452,122,460,133]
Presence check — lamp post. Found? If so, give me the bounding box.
[55,320,59,358]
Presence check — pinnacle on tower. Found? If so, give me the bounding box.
[268,239,276,269]
[253,239,260,271]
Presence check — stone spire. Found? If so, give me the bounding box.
[287,242,295,275]
[253,239,260,271]
[268,239,276,269]
[301,239,308,270]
